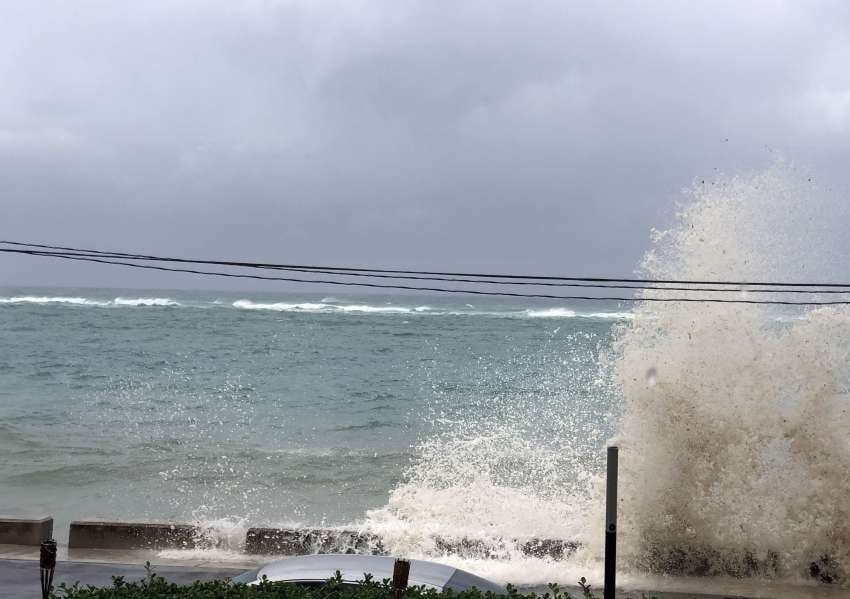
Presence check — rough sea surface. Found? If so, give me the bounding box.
[0,291,620,547]
[2,166,849,592]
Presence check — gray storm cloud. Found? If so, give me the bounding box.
[1,1,849,289]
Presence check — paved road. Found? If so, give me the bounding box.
[3,557,846,599]
[1,559,245,598]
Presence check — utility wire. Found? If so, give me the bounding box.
[0,247,837,294]
[3,239,850,289]
[2,241,850,295]
[7,248,850,306]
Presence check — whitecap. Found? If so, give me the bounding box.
[0,296,110,306]
[580,311,635,320]
[524,307,577,318]
[232,299,415,314]
[113,297,180,307]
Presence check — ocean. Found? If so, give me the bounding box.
[3,167,850,590]
[0,290,621,556]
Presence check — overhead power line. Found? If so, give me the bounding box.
[3,239,850,289]
[3,244,850,306]
[4,247,850,294]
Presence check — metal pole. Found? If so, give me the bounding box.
[604,446,618,599]
[40,539,57,599]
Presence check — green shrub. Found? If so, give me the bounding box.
[50,562,656,599]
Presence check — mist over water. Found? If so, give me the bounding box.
[1,166,848,590]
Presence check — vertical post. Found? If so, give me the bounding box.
[40,539,57,599]
[393,558,410,599]
[604,446,618,599]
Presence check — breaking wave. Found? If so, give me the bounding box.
[0,296,180,307]
[0,295,634,320]
[609,166,850,581]
[366,165,850,587]
[232,300,416,314]
[0,296,110,306]
[524,308,634,319]
[113,297,180,307]
[525,307,577,318]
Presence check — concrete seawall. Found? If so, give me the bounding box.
[63,522,578,560]
[245,528,384,555]
[69,521,201,550]
[0,517,53,546]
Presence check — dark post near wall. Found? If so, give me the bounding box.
[604,446,618,599]
[40,539,57,599]
[393,558,410,599]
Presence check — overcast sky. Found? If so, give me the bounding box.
[1,1,849,291]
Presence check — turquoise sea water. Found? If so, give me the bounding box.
[0,288,623,542]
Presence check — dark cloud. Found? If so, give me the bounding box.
[1,1,849,289]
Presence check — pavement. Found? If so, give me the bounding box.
[0,559,246,598]
[1,545,847,599]
[0,544,258,598]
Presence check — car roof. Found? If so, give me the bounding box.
[255,554,504,593]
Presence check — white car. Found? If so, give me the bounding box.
[231,554,505,594]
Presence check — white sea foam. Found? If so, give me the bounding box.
[524,308,634,320]
[156,515,251,562]
[582,311,635,320]
[525,307,577,318]
[0,295,181,307]
[232,300,413,314]
[0,294,634,321]
[113,297,180,307]
[0,295,110,306]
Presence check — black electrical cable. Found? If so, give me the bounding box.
[0,247,826,293]
[3,239,850,289]
[9,248,850,306]
[2,243,850,295]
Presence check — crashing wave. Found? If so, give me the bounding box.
[367,165,850,586]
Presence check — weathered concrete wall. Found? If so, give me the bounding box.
[245,528,385,555]
[68,521,200,550]
[433,536,579,560]
[0,517,53,545]
[243,528,576,560]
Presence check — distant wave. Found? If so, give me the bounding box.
[525,307,634,319]
[113,297,180,307]
[583,311,635,320]
[0,294,634,319]
[0,296,110,306]
[0,296,180,307]
[233,300,416,314]
[524,307,577,318]
[234,301,634,319]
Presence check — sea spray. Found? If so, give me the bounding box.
[609,166,850,579]
[367,164,850,585]
[363,327,616,580]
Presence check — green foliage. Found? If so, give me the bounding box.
[50,563,656,599]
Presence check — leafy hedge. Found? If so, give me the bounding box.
[49,563,656,599]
